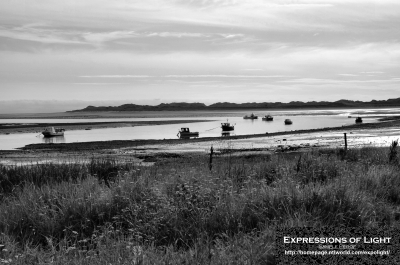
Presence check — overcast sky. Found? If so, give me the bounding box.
[1,0,399,112]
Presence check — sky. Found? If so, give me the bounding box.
[1,0,400,113]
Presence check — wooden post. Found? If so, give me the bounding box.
[344,133,347,151]
[209,145,213,171]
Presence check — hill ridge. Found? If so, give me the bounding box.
[69,98,400,112]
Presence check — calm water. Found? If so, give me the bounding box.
[0,108,389,150]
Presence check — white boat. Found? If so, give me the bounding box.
[42,127,65,137]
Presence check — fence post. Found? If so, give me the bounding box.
[344,133,347,152]
[209,145,214,171]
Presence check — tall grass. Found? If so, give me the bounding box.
[0,146,399,264]
[0,159,134,200]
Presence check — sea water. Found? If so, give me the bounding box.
[0,108,392,150]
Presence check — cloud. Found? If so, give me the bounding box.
[338,74,358,76]
[278,78,400,84]
[73,83,131,85]
[164,75,288,78]
[1,0,400,105]
[80,75,152,78]
[0,25,86,45]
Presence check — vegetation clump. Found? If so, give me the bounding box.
[0,146,398,264]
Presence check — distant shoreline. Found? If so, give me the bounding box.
[68,97,400,112]
[1,106,399,119]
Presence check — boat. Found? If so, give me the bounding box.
[262,115,273,121]
[243,113,258,119]
[177,127,199,138]
[355,117,363,123]
[221,121,235,131]
[284,119,293,125]
[42,127,65,137]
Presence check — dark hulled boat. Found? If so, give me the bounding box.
[243,113,258,119]
[221,122,234,131]
[262,115,273,121]
[177,127,199,138]
[284,119,293,125]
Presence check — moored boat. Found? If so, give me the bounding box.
[42,127,65,137]
[243,113,258,119]
[262,115,273,121]
[221,121,235,131]
[284,119,293,125]
[355,117,363,123]
[177,127,199,138]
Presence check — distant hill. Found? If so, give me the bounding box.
[69,98,400,112]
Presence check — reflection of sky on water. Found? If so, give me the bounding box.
[0,108,399,150]
[1,108,400,124]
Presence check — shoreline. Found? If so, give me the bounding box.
[1,106,400,120]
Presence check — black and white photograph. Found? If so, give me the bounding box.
[1,0,400,264]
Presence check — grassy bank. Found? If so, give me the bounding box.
[0,143,399,264]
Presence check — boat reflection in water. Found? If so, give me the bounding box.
[42,136,66,144]
[221,132,231,137]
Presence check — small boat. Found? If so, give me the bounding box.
[243,113,258,119]
[42,127,65,137]
[221,121,235,131]
[284,119,293,125]
[355,117,363,123]
[262,115,273,121]
[177,127,199,138]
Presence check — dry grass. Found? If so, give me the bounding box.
[0,145,399,264]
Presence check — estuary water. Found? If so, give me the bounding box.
[0,108,393,150]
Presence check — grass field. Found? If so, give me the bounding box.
[0,142,399,264]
